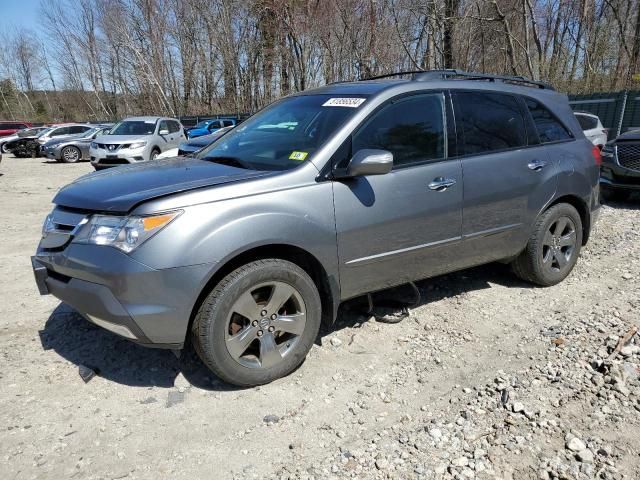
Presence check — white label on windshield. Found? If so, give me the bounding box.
[322,98,366,108]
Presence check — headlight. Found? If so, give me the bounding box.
[90,142,98,149]
[75,211,181,252]
[128,141,147,149]
[601,145,615,158]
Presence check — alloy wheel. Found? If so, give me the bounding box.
[542,216,577,273]
[62,146,80,162]
[225,281,307,369]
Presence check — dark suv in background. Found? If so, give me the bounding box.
[600,129,640,201]
[32,70,600,386]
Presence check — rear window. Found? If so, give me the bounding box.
[526,98,573,143]
[453,92,527,155]
[575,114,598,131]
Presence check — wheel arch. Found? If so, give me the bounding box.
[546,194,590,245]
[187,243,338,344]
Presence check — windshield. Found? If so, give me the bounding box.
[109,120,157,136]
[193,121,211,129]
[196,95,367,171]
[79,127,101,138]
[36,127,54,138]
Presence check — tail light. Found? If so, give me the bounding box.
[592,145,602,166]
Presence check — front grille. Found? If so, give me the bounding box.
[617,143,640,171]
[96,143,121,151]
[41,207,88,251]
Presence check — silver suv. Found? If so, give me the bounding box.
[90,116,185,169]
[32,71,601,386]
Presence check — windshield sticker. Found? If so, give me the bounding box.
[289,151,308,161]
[322,98,366,108]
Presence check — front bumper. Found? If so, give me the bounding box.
[32,243,212,348]
[90,146,149,166]
[43,146,62,160]
[600,152,640,191]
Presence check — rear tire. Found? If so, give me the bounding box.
[191,259,321,387]
[512,203,582,286]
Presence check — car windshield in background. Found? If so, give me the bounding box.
[196,94,368,171]
[36,128,54,138]
[81,127,102,138]
[193,121,211,129]
[109,120,156,136]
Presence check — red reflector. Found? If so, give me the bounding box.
[592,145,602,166]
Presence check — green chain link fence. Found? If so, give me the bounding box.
[568,90,640,140]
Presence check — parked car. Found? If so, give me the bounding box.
[32,70,600,386]
[157,126,233,158]
[0,121,32,138]
[0,126,49,153]
[41,125,113,163]
[90,116,186,169]
[574,112,607,149]
[600,128,640,201]
[5,124,93,157]
[186,118,235,138]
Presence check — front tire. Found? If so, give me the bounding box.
[150,148,160,161]
[512,203,583,286]
[191,259,322,387]
[61,146,81,163]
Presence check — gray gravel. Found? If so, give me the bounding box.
[1,156,639,479]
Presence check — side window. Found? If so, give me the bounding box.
[69,125,90,134]
[352,94,446,168]
[158,120,169,133]
[51,127,70,136]
[575,114,597,131]
[167,120,180,133]
[208,120,222,130]
[526,98,572,143]
[453,92,527,155]
[222,120,234,127]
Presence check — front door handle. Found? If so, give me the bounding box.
[528,159,547,171]
[428,177,457,191]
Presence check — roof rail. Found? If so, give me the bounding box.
[411,69,554,90]
[358,71,428,81]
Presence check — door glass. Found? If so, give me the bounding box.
[168,121,180,133]
[158,120,169,133]
[454,92,526,155]
[51,127,70,137]
[525,98,573,143]
[352,94,446,168]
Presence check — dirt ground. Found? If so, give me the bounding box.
[1,155,639,480]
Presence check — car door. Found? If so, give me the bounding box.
[452,91,559,265]
[333,92,464,299]
[169,121,183,146]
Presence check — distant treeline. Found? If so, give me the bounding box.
[1,0,639,122]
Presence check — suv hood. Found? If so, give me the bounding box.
[616,129,640,142]
[95,134,151,144]
[53,157,272,212]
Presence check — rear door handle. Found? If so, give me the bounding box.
[527,159,547,171]
[428,177,457,191]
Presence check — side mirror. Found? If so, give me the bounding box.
[345,149,393,177]
[159,129,169,136]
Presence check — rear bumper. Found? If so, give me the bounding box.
[32,244,213,348]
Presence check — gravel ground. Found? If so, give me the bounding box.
[1,155,639,480]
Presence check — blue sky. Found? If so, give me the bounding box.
[0,0,41,33]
